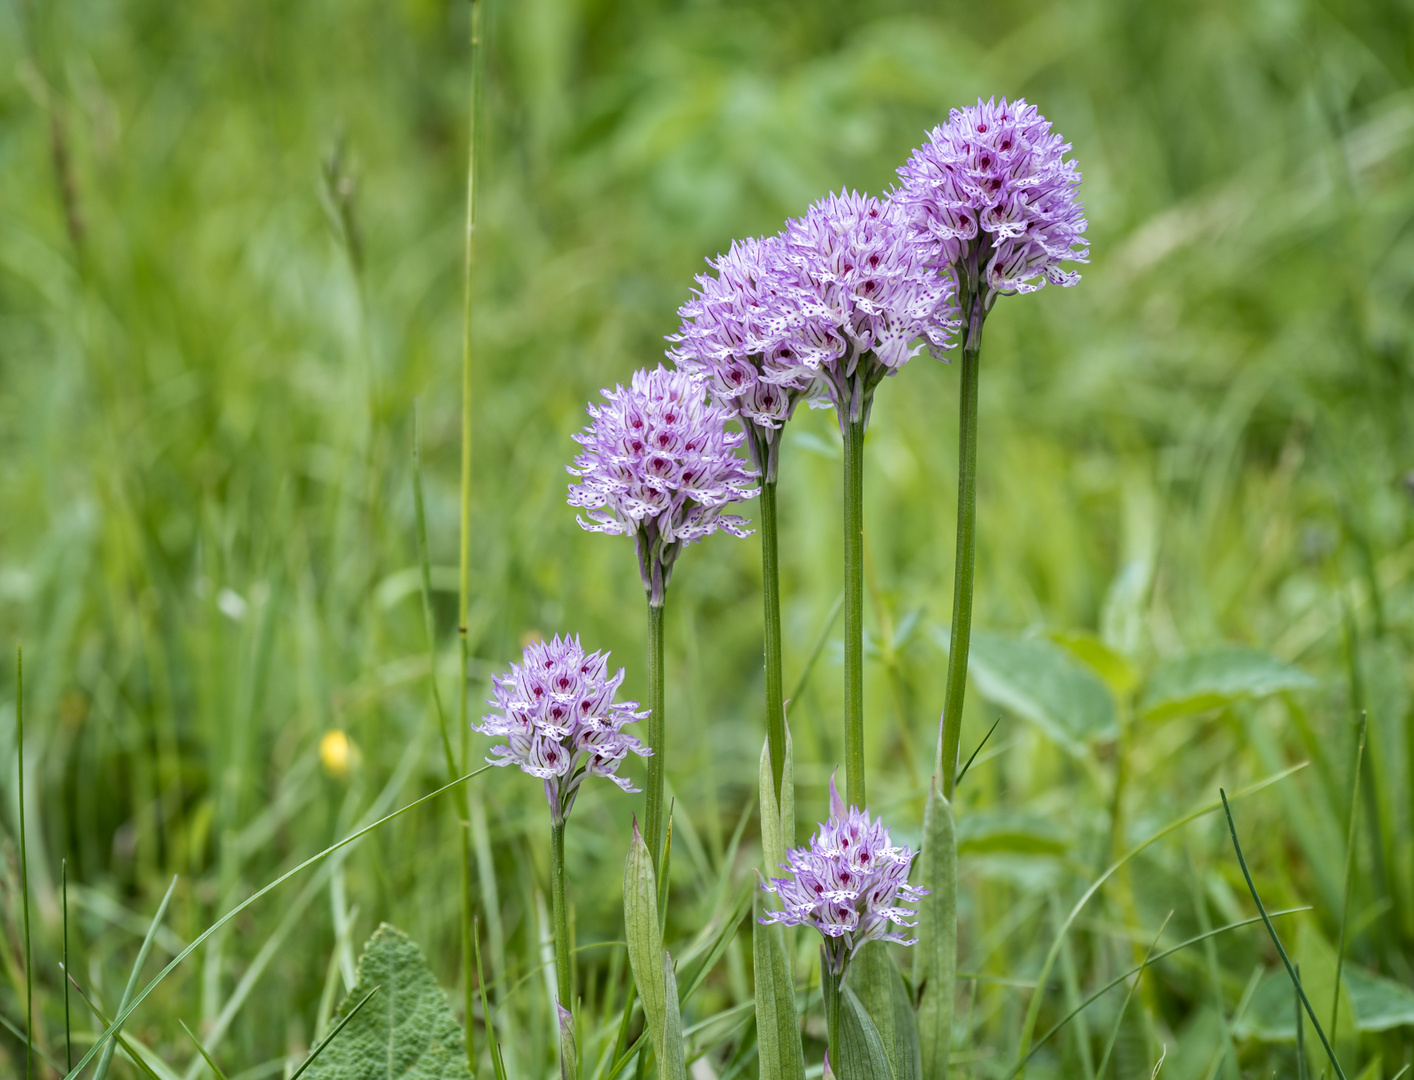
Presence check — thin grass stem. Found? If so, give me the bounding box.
[785,592,843,716]
[456,0,487,1070]
[63,856,72,1072]
[1331,713,1365,1042]
[1095,912,1171,1080]
[1220,788,1348,1080]
[842,417,866,806]
[17,644,32,1080]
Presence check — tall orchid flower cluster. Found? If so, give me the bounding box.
[471,96,1085,1078]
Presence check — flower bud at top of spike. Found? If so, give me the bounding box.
[894,97,1088,303]
[567,365,758,604]
[760,772,927,977]
[474,635,650,824]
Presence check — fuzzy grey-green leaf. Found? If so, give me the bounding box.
[305,923,471,1080]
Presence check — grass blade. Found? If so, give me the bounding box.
[287,984,381,1080]
[1331,713,1365,1043]
[95,875,178,1080]
[1095,912,1171,1080]
[63,856,71,1072]
[17,643,32,1080]
[0,1010,62,1073]
[1013,763,1306,1070]
[1220,788,1347,1080]
[953,715,1001,792]
[474,917,509,1080]
[63,968,172,1080]
[179,1020,231,1080]
[61,765,490,1080]
[785,592,843,717]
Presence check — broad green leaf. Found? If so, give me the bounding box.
[752,874,805,1080]
[837,985,895,1080]
[759,727,796,879]
[623,822,686,1080]
[913,782,956,1080]
[1237,964,1414,1042]
[304,923,471,1080]
[1139,648,1317,720]
[1346,968,1414,1031]
[965,632,1118,750]
[849,942,918,1080]
[1048,630,1140,698]
[956,811,1068,856]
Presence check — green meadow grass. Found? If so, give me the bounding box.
[2,0,1413,1076]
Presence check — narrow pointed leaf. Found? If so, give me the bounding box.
[759,727,795,879]
[558,1004,579,1080]
[914,782,956,1080]
[660,953,688,1080]
[752,873,805,1080]
[624,822,686,1080]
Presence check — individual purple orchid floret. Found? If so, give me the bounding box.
[668,234,823,482]
[475,635,650,825]
[568,365,758,605]
[761,774,927,977]
[894,97,1088,311]
[779,189,960,431]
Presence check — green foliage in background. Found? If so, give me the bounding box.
[1,0,1412,1076]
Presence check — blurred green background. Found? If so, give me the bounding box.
[2,0,1413,1076]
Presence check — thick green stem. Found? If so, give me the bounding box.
[550,821,573,1010]
[644,599,667,872]
[938,334,981,799]
[761,480,786,801]
[842,417,867,807]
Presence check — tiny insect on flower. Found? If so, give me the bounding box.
[474,635,650,824]
[760,773,927,977]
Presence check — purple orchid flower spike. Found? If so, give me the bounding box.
[567,364,758,605]
[760,772,928,978]
[474,634,650,825]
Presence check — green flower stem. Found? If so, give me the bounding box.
[938,318,982,800]
[843,416,867,808]
[760,479,787,801]
[644,598,667,872]
[822,949,842,1069]
[550,820,573,1011]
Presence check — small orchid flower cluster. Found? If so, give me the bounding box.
[475,635,649,826]
[568,365,758,606]
[763,776,927,977]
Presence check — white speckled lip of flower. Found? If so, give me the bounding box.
[474,634,651,824]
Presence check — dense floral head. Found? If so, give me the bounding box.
[568,365,757,605]
[780,190,959,428]
[474,635,650,824]
[894,97,1088,302]
[668,235,823,480]
[760,774,927,975]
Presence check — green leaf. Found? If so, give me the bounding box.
[759,727,796,880]
[557,1004,579,1080]
[304,923,471,1080]
[837,985,895,1080]
[849,942,919,1080]
[964,632,1118,751]
[1238,967,1414,1041]
[623,821,686,1080]
[753,873,806,1080]
[914,782,956,1080]
[1139,648,1317,720]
